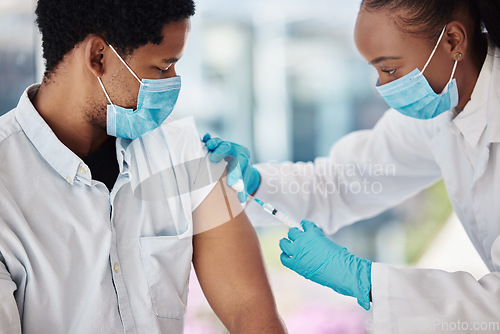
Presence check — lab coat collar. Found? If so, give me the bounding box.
[452,44,494,147]
[15,85,83,185]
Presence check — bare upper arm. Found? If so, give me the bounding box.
[192,176,286,333]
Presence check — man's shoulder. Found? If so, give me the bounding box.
[124,117,225,209]
[0,109,22,145]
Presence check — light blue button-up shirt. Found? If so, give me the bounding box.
[0,85,224,333]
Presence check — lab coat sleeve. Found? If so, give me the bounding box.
[371,236,500,333]
[0,259,21,334]
[247,109,444,233]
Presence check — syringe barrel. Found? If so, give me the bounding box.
[262,202,275,215]
[251,196,301,228]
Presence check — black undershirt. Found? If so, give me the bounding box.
[82,137,120,191]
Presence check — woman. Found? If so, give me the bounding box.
[205,0,500,332]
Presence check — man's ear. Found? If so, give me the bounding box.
[444,21,468,62]
[84,35,108,78]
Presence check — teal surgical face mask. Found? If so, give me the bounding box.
[375,26,459,119]
[97,45,181,139]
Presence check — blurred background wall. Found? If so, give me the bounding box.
[0,0,488,333]
[0,0,41,114]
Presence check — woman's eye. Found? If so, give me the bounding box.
[382,69,397,75]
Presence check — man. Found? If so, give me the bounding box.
[0,0,286,333]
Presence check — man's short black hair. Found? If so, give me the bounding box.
[35,0,195,76]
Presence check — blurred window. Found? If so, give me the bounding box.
[0,0,40,115]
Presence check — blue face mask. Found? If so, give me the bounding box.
[376,26,459,119]
[97,45,181,139]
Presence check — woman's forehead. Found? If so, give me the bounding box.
[354,9,430,61]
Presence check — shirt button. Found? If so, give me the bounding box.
[66,176,72,184]
[114,263,119,273]
[78,166,87,175]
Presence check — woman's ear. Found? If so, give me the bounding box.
[445,21,468,62]
[84,35,108,78]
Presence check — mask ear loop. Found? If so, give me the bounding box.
[448,60,458,83]
[97,77,117,113]
[421,26,448,76]
[108,45,145,86]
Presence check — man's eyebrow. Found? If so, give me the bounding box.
[370,56,401,65]
[161,57,180,64]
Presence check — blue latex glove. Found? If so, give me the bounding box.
[279,220,372,310]
[202,133,261,202]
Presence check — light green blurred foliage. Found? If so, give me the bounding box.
[404,180,453,264]
[257,225,290,268]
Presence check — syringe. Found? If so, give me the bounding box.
[231,180,302,229]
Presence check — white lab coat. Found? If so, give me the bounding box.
[247,45,500,333]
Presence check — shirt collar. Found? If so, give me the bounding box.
[15,84,83,185]
[116,138,132,175]
[451,43,494,147]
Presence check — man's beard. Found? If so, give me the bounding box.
[85,103,108,132]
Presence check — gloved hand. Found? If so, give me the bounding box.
[279,220,372,310]
[202,133,261,202]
